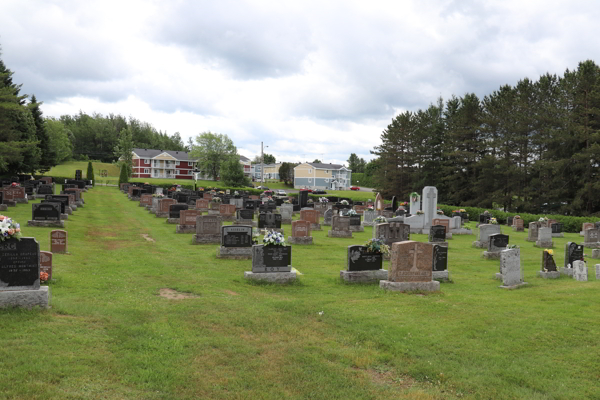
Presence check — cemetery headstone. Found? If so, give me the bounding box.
[551,222,564,238]
[422,186,438,229]
[193,215,222,244]
[280,207,293,224]
[300,209,321,230]
[527,222,540,242]
[258,213,283,233]
[28,203,64,228]
[535,227,553,248]
[176,210,201,233]
[40,251,53,281]
[168,204,189,223]
[288,220,313,245]
[373,222,410,247]
[432,244,449,281]
[583,228,600,248]
[484,233,509,259]
[157,198,176,218]
[498,248,526,288]
[50,230,68,253]
[362,209,375,226]
[340,244,388,283]
[513,218,524,232]
[573,260,588,282]
[328,215,352,238]
[429,225,447,243]
[472,224,501,248]
[218,225,253,259]
[538,250,560,279]
[563,242,584,276]
[380,241,440,292]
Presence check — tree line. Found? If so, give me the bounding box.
[371,60,600,216]
[0,49,186,176]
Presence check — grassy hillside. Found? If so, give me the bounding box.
[42,161,120,178]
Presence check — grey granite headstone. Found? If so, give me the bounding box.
[323,208,334,226]
[473,224,501,248]
[573,260,588,281]
[499,248,525,288]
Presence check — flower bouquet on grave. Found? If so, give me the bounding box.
[198,187,204,191]
[543,249,554,272]
[416,210,424,215]
[410,192,419,202]
[340,200,349,205]
[459,209,466,213]
[307,199,313,204]
[400,202,408,206]
[374,216,387,223]
[40,271,49,283]
[234,191,239,196]
[513,215,521,220]
[0,215,22,242]
[263,230,285,246]
[347,209,358,216]
[283,200,291,204]
[10,182,20,187]
[437,209,444,215]
[252,228,261,245]
[218,191,225,194]
[365,238,390,257]
[319,197,329,203]
[539,216,548,222]
[367,205,374,210]
[153,193,164,198]
[490,217,498,224]
[212,197,222,203]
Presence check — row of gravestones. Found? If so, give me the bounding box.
[0,177,94,308]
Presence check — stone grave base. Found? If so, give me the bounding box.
[0,286,50,309]
[233,220,257,227]
[582,242,600,249]
[66,207,73,215]
[534,241,554,248]
[0,204,6,211]
[362,222,374,227]
[427,241,448,248]
[525,238,536,242]
[560,267,574,277]
[60,214,68,220]
[27,220,65,228]
[155,212,169,218]
[328,230,353,238]
[340,269,388,283]
[592,249,600,259]
[494,273,503,280]
[192,234,221,244]
[219,215,235,222]
[208,210,220,215]
[282,218,292,225]
[244,271,296,283]
[76,201,84,207]
[552,233,564,238]
[71,205,78,211]
[445,233,453,240]
[217,246,252,259]
[512,227,524,232]
[166,218,180,224]
[288,236,313,245]
[451,229,472,235]
[472,241,488,249]
[483,251,502,260]
[138,203,147,207]
[15,198,28,204]
[538,271,561,279]
[380,280,440,292]
[129,196,141,201]
[349,225,364,232]
[176,225,196,234]
[4,200,16,207]
[432,271,450,282]
[498,282,528,290]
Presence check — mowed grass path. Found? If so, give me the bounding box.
[0,187,599,399]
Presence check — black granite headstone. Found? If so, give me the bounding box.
[32,203,61,221]
[391,196,398,212]
[258,213,282,229]
[299,190,308,208]
[433,245,448,271]
[44,195,69,213]
[566,242,584,267]
[221,226,253,247]
[543,251,557,272]
[347,245,383,271]
[0,238,40,290]
[479,214,491,224]
[169,204,188,219]
[37,185,54,195]
[489,233,509,250]
[551,223,563,234]
[349,215,361,226]
[429,225,446,243]
[238,209,254,220]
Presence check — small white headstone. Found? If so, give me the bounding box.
[573,260,588,281]
[596,264,600,280]
[500,248,523,287]
[422,186,438,229]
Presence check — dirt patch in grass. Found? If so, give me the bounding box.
[159,288,199,300]
[141,234,155,242]
[365,368,416,390]
[224,290,239,296]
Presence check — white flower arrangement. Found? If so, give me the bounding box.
[319,197,329,203]
[0,216,22,242]
[263,230,285,246]
[539,216,548,222]
[347,209,358,216]
[340,200,349,205]
[374,216,387,223]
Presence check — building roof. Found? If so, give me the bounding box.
[132,148,196,161]
[307,162,347,170]
[239,155,250,162]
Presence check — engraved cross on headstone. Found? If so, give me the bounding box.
[426,188,436,218]
[408,243,424,272]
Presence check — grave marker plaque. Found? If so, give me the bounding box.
[564,242,584,269]
[429,225,446,243]
[40,251,53,280]
[292,220,311,237]
[389,241,433,282]
[252,245,292,272]
[179,210,201,226]
[32,203,61,221]
[347,245,383,271]
[432,244,448,271]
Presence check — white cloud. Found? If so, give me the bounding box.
[2,0,600,165]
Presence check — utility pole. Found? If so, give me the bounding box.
[261,141,264,186]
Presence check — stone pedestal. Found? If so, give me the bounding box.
[0,286,50,309]
[233,220,257,227]
[328,230,353,238]
[70,205,77,211]
[192,234,221,244]
[287,236,313,245]
[349,225,364,232]
[244,271,296,283]
[27,220,65,228]
[15,198,28,204]
[176,225,196,234]
[432,271,450,282]
[60,214,68,220]
[155,212,169,218]
[0,204,6,211]
[310,223,322,231]
[552,233,564,238]
[166,218,179,224]
[340,269,388,283]
[592,249,600,259]
[483,251,502,260]
[560,267,574,277]
[217,247,253,259]
[537,271,561,279]
[4,201,16,207]
[379,280,440,292]
[498,282,528,289]
[472,241,488,249]
[582,242,600,249]
[534,240,554,248]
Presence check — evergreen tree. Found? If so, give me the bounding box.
[29,95,55,173]
[220,156,249,187]
[86,161,95,186]
[118,164,129,185]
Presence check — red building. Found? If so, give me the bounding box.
[131,148,197,180]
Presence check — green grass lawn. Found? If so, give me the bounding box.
[42,161,121,178]
[1,187,599,399]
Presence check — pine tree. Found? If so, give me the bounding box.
[86,161,95,186]
[118,164,129,185]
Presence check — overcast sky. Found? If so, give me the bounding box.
[1,0,599,166]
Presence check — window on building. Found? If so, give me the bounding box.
[188,161,192,167]
[144,169,149,174]
[308,169,312,174]
[175,161,180,166]
[176,170,180,175]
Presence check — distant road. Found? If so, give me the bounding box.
[278,187,374,194]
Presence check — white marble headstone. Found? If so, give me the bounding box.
[573,260,588,281]
[422,186,438,229]
[500,248,522,286]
